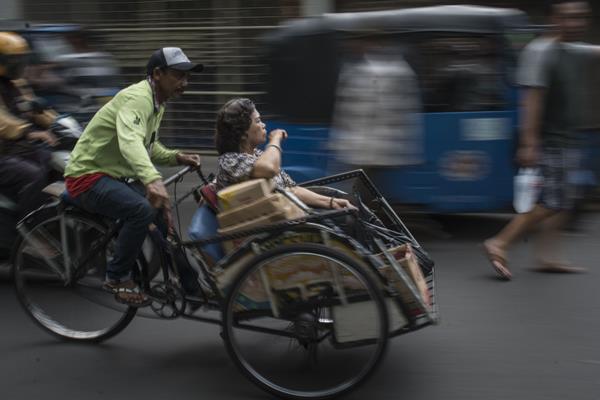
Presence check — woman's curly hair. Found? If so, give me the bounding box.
[215,98,256,155]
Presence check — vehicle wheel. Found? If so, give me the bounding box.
[222,243,389,400]
[12,210,137,343]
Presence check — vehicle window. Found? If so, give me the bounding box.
[412,35,508,112]
[506,31,537,53]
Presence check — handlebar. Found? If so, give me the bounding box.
[164,165,194,187]
[164,164,212,191]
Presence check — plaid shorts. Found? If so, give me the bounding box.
[539,146,584,211]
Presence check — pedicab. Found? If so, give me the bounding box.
[11,165,438,400]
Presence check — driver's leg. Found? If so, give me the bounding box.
[78,176,156,282]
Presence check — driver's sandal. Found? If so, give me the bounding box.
[103,280,152,308]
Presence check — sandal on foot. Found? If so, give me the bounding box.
[483,240,512,280]
[103,280,152,308]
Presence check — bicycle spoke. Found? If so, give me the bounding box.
[18,224,66,282]
[14,212,136,342]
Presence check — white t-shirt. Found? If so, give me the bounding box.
[517,36,556,88]
[330,51,423,167]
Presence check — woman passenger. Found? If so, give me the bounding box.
[214,98,355,210]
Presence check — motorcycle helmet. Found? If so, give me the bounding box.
[0,32,30,79]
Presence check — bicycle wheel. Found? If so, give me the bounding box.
[13,210,137,342]
[222,243,389,400]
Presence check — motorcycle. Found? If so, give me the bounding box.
[0,114,82,273]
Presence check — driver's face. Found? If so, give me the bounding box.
[155,68,190,100]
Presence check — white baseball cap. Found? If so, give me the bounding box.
[146,47,203,76]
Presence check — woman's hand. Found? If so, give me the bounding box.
[269,129,287,143]
[330,197,357,210]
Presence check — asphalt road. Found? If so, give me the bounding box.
[2,162,600,400]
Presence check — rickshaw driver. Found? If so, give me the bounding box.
[64,47,203,306]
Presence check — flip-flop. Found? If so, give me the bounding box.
[483,241,512,280]
[533,262,587,274]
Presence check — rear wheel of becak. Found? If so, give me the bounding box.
[222,243,389,400]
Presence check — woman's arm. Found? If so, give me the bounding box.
[290,186,356,210]
[251,129,287,179]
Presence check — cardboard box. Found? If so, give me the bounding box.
[262,254,335,291]
[217,193,305,228]
[377,244,431,318]
[217,179,275,211]
[217,192,306,254]
[229,252,351,318]
[221,253,338,316]
[218,210,288,253]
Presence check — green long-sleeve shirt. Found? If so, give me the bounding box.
[65,79,179,185]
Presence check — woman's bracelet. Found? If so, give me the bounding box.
[267,143,282,153]
[329,197,335,209]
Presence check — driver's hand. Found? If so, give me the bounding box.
[26,130,58,147]
[146,179,170,209]
[176,152,201,168]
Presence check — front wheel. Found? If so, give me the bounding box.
[222,243,389,400]
[12,209,137,342]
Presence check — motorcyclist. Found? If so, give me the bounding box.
[0,31,59,260]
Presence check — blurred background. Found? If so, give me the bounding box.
[3,4,600,400]
[3,0,597,151]
[1,0,599,214]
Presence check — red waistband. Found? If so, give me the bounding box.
[65,173,106,198]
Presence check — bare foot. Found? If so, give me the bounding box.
[533,262,587,274]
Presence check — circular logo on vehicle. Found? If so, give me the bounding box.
[439,151,490,181]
